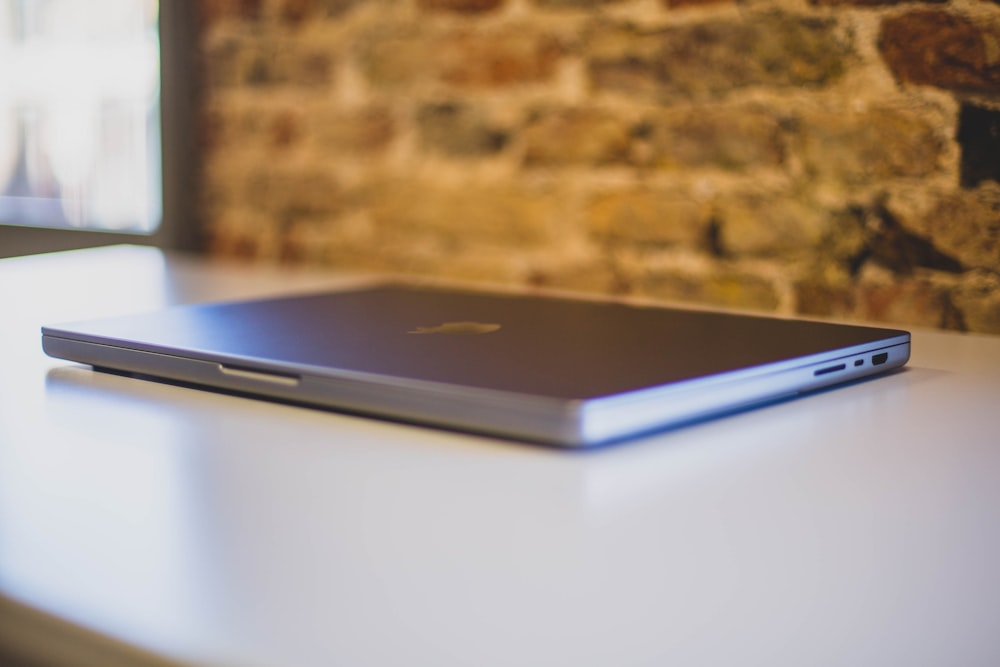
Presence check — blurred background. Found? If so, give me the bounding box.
[2,0,998,332]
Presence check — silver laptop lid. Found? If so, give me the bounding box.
[42,283,910,445]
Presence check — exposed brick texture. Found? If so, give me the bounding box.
[641,107,785,171]
[417,104,509,157]
[791,107,945,184]
[588,13,851,102]
[523,109,632,166]
[879,10,1000,93]
[359,26,564,89]
[587,189,708,249]
[535,0,629,8]
[418,0,506,12]
[714,195,829,259]
[904,186,1000,272]
[662,0,733,8]
[811,0,945,6]
[200,0,263,23]
[198,0,1000,333]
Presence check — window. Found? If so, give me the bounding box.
[1,0,160,231]
[0,0,198,258]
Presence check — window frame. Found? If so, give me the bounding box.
[0,0,201,259]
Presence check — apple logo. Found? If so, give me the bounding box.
[409,321,501,335]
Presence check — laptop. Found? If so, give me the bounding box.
[41,282,910,446]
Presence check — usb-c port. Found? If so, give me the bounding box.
[871,352,889,366]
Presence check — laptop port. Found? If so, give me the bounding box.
[814,363,847,376]
[872,352,889,365]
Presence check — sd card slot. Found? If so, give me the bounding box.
[814,363,847,377]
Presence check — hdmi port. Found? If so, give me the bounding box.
[871,352,889,365]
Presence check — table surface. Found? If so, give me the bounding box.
[2,245,999,667]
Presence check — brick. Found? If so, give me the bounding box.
[855,274,965,330]
[295,51,336,87]
[526,263,631,296]
[534,0,629,8]
[639,106,784,170]
[243,166,343,222]
[586,189,709,249]
[829,197,966,277]
[279,0,362,22]
[198,105,259,150]
[207,202,323,263]
[200,0,263,25]
[714,195,829,258]
[872,219,966,276]
[321,0,364,18]
[810,204,871,273]
[585,27,665,101]
[249,44,335,88]
[903,185,1000,272]
[701,270,782,311]
[442,30,564,88]
[417,104,508,157]
[269,110,303,148]
[795,276,857,319]
[360,26,563,89]
[280,0,315,23]
[203,33,335,88]
[811,0,944,6]
[206,220,263,260]
[313,106,395,154]
[418,0,506,13]
[202,34,248,88]
[357,28,426,87]
[523,108,631,166]
[795,272,969,330]
[953,272,1000,334]
[198,104,308,151]
[642,266,782,311]
[879,10,1000,93]
[790,106,944,184]
[368,180,558,250]
[662,0,733,7]
[588,12,851,102]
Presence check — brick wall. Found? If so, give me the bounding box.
[197,0,1000,333]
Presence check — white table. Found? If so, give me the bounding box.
[2,245,999,667]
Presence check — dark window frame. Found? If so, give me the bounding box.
[0,0,201,259]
